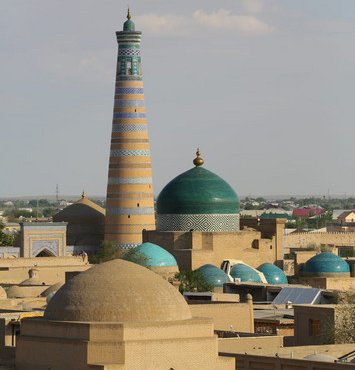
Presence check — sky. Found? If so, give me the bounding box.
[1,0,355,198]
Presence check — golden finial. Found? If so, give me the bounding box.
[193,148,204,167]
[81,190,87,199]
[127,7,131,20]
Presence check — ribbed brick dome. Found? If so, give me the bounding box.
[45,259,191,322]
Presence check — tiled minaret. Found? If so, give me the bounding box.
[104,10,156,248]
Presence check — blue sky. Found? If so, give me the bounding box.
[1,1,355,197]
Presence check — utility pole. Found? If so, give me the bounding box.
[56,184,59,204]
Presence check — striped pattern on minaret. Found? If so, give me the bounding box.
[104,13,156,248]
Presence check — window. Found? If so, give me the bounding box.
[309,319,320,336]
[126,60,132,75]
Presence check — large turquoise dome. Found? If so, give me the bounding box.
[230,264,262,283]
[258,263,288,284]
[156,151,240,232]
[196,264,230,287]
[157,166,239,214]
[124,242,177,267]
[302,252,350,277]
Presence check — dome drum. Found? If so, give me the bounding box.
[157,213,240,232]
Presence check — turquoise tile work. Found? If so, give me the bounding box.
[157,166,239,215]
[196,264,230,287]
[257,263,288,284]
[125,242,178,267]
[303,252,350,274]
[230,264,262,283]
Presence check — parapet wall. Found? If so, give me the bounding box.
[284,231,355,250]
[0,256,90,284]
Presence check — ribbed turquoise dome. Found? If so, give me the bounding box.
[196,264,230,287]
[303,253,350,275]
[230,264,262,283]
[157,166,239,215]
[258,263,288,284]
[125,242,177,267]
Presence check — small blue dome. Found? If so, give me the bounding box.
[126,242,177,267]
[303,252,350,275]
[258,263,288,284]
[196,264,230,287]
[230,264,262,283]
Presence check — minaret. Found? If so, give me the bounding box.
[104,10,156,248]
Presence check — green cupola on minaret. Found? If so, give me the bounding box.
[123,8,135,31]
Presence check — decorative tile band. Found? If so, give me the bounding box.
[117,243,139,249]
[118,48,140,56]
[108,177,152,185]
[115,99,145,108]
[157,214,240,232]
[110,149,150,157]
[112,124,148,133]
[113,112,146,119]
[115,87,144,95]
[117,76,142,81]
[106,207,155,215]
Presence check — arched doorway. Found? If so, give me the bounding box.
[36,249,55,257]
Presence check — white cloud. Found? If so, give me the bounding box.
[193,9,273,35]
[135,13,190,36]
[136,9,274,37]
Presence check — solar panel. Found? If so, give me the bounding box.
[272,287,322,305]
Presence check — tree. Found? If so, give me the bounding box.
[333,292,355,344]
[175,270,214,293]
[90,242,149,266]
[90,241,125,264]
[123,247,149,267]
[0,223,14,246]
[325,292,355,344]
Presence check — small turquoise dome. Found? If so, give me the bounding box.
[123,9,135,31]
[303,252,350,276]
[258,263,288,284]
[230,264,262,283]
[157,166,239,215]
[196,264,230,287]
[123,19,135,31]
[125,242,177,267]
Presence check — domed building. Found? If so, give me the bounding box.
[301,252,350,277]
[53,192,105,249]
[156,149,240,232]
[143,150,286,272]
[16,259,234,369]
[230,264,263,283]
[7,268,50,298]
[258,263,288,284]
[124,242,179,280]
[196,264,230,288]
